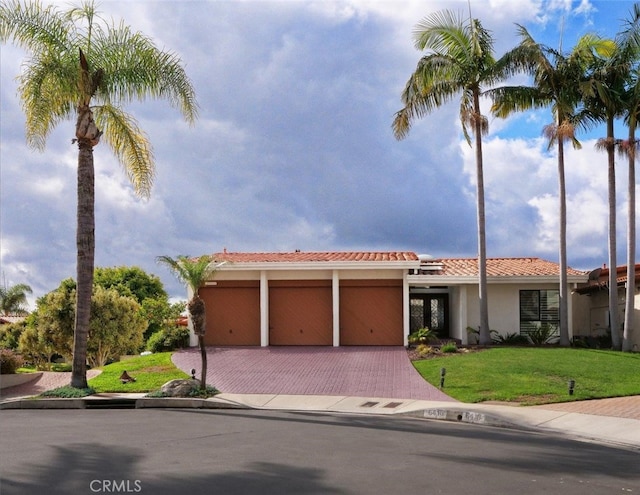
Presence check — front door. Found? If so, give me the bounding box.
[410,294,449,338]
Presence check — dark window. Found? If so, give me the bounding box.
[519,290,559,335]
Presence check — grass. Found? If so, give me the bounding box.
[412,347,640,405]
[88,352,190,393]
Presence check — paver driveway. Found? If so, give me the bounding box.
[172,346,455,401]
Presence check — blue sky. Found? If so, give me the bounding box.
[1,0,638,304]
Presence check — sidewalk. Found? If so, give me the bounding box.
[2,372,639,451]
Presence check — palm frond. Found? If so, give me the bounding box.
[94,104,154,198]
[156,255,216,295]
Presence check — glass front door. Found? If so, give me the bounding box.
[410,294,449,338]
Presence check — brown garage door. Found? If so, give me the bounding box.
[269,280,332,345]
[200,281,260,346]
[340,280,403,345]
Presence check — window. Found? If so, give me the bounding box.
[519,290,559,335]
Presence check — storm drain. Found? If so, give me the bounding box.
[360,401,379,408]
[84,398,137,409]
[383,402,403,409]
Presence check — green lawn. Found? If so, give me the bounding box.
[412,347,640,405]
[88,352,189,393]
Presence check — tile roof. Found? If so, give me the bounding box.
[427,257,587,277]
[210,251,419,263]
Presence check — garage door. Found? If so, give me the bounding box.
[339,280,403,345]
[200,281,260,346]
[269,280,333,345]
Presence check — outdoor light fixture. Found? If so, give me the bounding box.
[191,368,196,380]
[440,367,446,389]
[568,379,575,395]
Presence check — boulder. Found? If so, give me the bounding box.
[160,378,200,397]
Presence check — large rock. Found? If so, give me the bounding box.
[160,379,200,397]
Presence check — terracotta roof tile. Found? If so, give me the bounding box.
[430,258,586,277]
[210,251,419,263]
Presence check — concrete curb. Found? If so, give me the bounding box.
[0,395,249,410]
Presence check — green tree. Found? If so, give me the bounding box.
[491,27,614,346]
[392,9,502,344]
[94,266,169,340]
[0,0,198,388]
[87,286,146,367]
[156,255,217,391]
[0,282,33,316]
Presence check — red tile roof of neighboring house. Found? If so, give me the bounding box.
[210,251,419,263]
[0,315,27,325]
[575,264,640,293]
[427,257,587,277]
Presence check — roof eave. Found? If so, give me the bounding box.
[217,260,419,271]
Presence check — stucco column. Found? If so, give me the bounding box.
[260,270,269,346]
[403,271,409,346]
[332,270,340,347]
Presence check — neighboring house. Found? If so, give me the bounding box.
[0,315,26,326]
[574,264,640,351]
[192,251,590,347]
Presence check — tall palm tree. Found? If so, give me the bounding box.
[0,0,198,387]
[392,9,502,345]
[0,283,33,316]
[156,255,217,392]
[613,4,640,351]
[586,34,639,351]
[491,27,614,346]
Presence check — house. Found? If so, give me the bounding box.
[574,264,640,350]
[190,251,590,347]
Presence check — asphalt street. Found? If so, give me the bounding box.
[1,409,638,495]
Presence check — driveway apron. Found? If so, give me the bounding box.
[172,346,455,401]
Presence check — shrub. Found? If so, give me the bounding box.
[416,344,434,357]
[526,323,559,345]
[0,349,25,374]
[492,332,530,345]
[146,326,189,353]
[440,342,458,353]
[0,321,26,350]
[40,386,95,398]
[408,327,437,345]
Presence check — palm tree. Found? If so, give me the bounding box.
[156,255,217,392]
[491,26,614,346]
[613,4,640,351]
[0,0,198,387]
[0,283,33,316]
[586,32,640,351]
[392,9,502,345]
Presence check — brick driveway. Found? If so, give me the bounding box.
[172,346,456,401]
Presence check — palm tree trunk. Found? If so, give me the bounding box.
[623,124,636,352]
[71,139,95,388]
[557,137,570,346]
[607,118,621,350]
[198,334,207,391]
[473,91,490,345]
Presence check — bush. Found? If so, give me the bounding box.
[408,327,437,345]
[526,323,559,345]
[0,321,25,350]
[416,344,435,357]
[492,332,530,345]
[0,349,24,374]
[440,342,458,353]
[40,386,95,398]
[146,326,189,353]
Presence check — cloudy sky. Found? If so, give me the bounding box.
[1,0,638,304]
